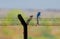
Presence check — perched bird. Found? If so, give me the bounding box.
[37,12,41,18]
[37,12,41,26]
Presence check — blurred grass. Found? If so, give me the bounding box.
[0,26,60,39]
[28,26,60,39]
[0,18,60,26]
[29,18,60,26]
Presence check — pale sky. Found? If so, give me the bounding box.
[0,0,60,9]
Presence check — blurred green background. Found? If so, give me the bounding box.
[0,9,60,26]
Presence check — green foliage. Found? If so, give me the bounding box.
[1,9,60,26]
[2,9,28,26]
[29,20,35,26]
[28,36,32,39]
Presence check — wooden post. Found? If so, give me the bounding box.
[18,14,27,39]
